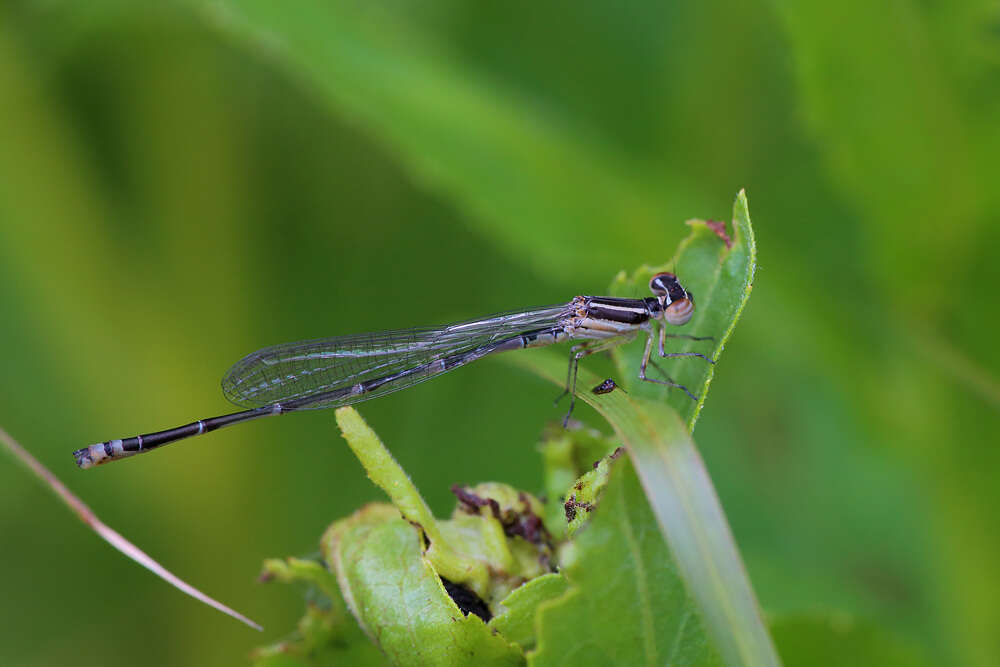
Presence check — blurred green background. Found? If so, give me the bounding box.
[1,1,997,665]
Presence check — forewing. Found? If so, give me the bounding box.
[221,303,572,409]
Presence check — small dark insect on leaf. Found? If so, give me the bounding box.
[592,378,624,395]
[564,494,594,521]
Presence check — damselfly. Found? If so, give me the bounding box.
[73,272,712,469]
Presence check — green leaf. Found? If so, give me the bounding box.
[335,408,552,606]
[560,446,621,538]
[608,190,756,432]
[531,454,721,666]
[442,483,554,595]
[325,408,571,664]
[253,558,387,666]
[335,407,491,597]
[250,603,387,667]
[488,574,569,652]
[538,425,619,541]
[510,192,778,667]
[323,503,524,667]
[259,557,344,609]
[518,360,779,667]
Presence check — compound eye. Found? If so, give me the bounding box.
[649,272,677,297]
[664,298,694,326]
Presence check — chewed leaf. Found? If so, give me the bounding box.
[530,455,721,667]
[335,407,491,597]
[323,504,523,667]
[609,190,756,431]
[336,407,553,608]
[561,447,624,537]
[538,425,619,541]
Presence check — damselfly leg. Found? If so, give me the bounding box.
[638,325,715,401]
[643,358,697,401]
[658,326,715,362]
[664,333,715,341]
[556,335,635,426]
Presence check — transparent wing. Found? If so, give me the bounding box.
[221,303,574,409]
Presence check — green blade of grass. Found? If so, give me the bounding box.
[0,426,262,631]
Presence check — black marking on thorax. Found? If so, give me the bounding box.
[584,297,652,324]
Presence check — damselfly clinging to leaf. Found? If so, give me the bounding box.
[74,272,713,469]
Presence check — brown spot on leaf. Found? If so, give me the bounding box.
[705,220,733,248]
[564,494,594,522]
[451,484,501,519]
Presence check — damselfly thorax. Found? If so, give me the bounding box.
[74,272,712,469]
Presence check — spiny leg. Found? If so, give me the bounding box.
[647,358,698,401]
[659,325,716,361]
[554,343,592,428]
[554,337,629,405]
[663,351,715,362]
[562,350,582,427]
[640,330,700,401]
[554,342,589,406]
[664,333,714,341]
[557,335,635,426]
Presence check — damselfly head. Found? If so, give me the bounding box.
[649,272,695,325]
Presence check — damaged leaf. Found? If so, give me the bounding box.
[323,503,523,667]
